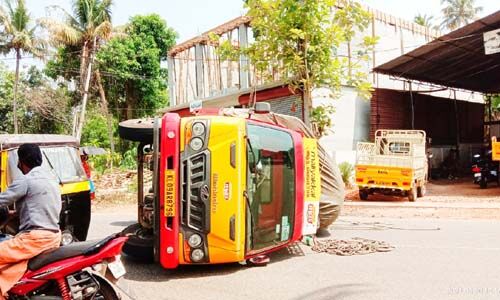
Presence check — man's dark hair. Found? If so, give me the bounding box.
[18,144,43,169]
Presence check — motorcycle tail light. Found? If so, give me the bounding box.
[472,167,481,173]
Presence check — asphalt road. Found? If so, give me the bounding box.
[88,210,500,300]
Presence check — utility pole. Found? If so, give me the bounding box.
[76,37,97,141]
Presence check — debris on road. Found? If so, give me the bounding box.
[312,237,394,256]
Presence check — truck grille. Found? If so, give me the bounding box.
[180,152,210,232]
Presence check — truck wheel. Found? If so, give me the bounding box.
[480,178,487,189]
[118,119,157,143]
[121,223,154,262]
[359,189,369,200]
[417,184,426,198]
[408,186,417,202]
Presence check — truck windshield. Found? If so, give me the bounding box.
[8,146,87,184]
[246,124,295,252]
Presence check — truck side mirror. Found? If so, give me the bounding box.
[254,102,271,114]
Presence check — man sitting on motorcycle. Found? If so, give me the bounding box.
[0,144,61,299]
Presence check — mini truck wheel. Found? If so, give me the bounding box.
[359,189,369,200]
[408,186,417,202]
[417,184,426,198]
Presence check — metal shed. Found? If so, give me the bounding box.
[373,10,500,94]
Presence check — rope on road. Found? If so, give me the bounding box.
[311,237,395,256]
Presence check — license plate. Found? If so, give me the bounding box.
[474,173,481,178]
[375,181,389,185]
[108,258,126,279]
[164,170,176,217]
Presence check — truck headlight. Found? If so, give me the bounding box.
[191,248,204,262]
[188,234,202,248]
[190,137,204,151]
[192,122,205,136]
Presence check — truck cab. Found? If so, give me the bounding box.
[119,106,320,268]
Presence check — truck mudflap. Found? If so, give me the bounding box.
[158,113,181,269]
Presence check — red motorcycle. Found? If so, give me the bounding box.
[6,233,129,300]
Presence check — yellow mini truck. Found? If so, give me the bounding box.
[0,134,92,242]
[355,130,428,202]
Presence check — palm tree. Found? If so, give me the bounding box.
[440,0,483,31]
[414,14,434,28]
[0,0,46,134]
[40,0,112,140]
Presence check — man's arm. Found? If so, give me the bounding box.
[0,178,28,206]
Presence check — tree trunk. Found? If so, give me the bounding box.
[96,69,115,168]
[125,82,136,119]
[13,49,20,134]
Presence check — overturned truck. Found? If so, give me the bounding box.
[118,105,344,267]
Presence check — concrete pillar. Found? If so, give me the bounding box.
[167,56,176,106]
[195,44,204,98]
[238,24,250,89]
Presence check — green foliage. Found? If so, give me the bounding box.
[121,147,137,170]
[414,14,434,28]
[96,14,177,119]
[440,0,482,31]
[81,109,116,149]
[221,0,375,130]
[243,0,373,91]
[311,104,335,136]
[0,63,71,134]
[338,161,354,187]
[81,109,137,172]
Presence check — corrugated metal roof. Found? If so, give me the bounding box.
[0,134,79,150]
[373,10,500,94]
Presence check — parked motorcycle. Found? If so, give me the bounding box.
[2,232,128,300]
[472,151,499,189]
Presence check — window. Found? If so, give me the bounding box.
[388,142,411,155]
[8,146,87,184]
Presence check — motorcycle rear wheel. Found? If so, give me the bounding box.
[480,178,487,189]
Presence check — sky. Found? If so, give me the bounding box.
[8,0,499,69]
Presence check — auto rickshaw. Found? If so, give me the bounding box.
[0,134,92,243]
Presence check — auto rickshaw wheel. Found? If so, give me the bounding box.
[121,223,154,262]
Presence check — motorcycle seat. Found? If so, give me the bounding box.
[28,233,119,271]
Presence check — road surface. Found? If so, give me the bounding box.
[89,209,500,300]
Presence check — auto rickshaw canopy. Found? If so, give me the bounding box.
[0,134,80,150]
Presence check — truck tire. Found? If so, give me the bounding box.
[318,203,341,229]
[408,186,417,202]
[359,189,369,200]
[417,184,426,198]
[118,119,157,143]
[121,223,154,262]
